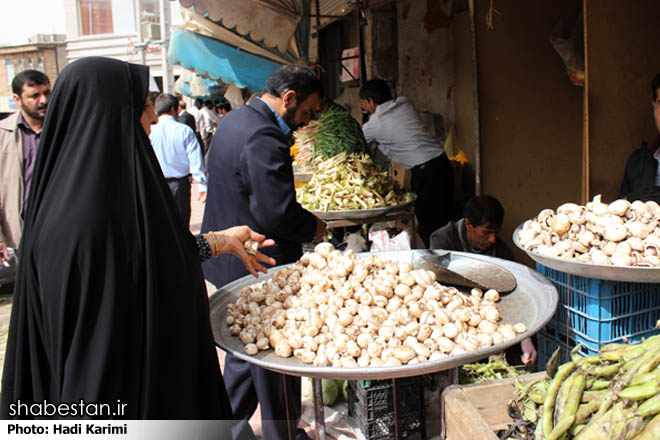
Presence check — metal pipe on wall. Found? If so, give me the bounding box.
[468,0,481,195]
[134,0,146,65]
[159,0,173,93]
[581,0,590,204]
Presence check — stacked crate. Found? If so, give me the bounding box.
[536,263,660,366]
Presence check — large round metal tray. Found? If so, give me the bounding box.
[209,250,558,379]
[513,222,660,283]
[308,195,416,220]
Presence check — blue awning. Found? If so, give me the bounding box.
[168,28,282,91]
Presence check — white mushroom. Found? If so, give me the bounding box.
[314,242,335,257]
[611,253,633,266]
[607,199,631,217]
[513,323,527,333]
[603,224,628,242]
[244,344,258,356]
[551,213,571,235]
[484,289,500,302]
[442,323,459,339]
[590,249,609,265]
[274,340,293,358]
[557,202,581,215]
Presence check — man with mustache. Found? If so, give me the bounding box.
[0,70,51,267]
[202,64,325,440]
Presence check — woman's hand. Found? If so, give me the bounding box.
[212,226,276,277]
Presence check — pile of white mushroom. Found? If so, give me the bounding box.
[225,243,527,367]
[517,195,660,266]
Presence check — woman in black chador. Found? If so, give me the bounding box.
[1,57,274,420]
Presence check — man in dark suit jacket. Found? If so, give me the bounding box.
[202,64,325,440]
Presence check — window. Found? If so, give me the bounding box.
[28,59,34,70]
[79,0,114,35]
[37,58,45,73]
[142,0,158,18]
[6,60,14,88]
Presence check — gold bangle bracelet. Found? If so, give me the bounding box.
[204,233,216,256]
[210,232,221,256]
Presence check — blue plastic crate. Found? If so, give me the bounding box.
[537,263,660,352]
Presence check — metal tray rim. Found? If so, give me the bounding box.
[307,195,417,220]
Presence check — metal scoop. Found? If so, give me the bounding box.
[411,250,517,293]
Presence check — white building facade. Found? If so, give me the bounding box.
[63,0,181,92]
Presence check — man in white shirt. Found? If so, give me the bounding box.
[360,78,454,247]
[201,99,222,148]
[150,93,207,226]
[187,98,205,140]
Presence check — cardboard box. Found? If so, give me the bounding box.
[391,162,412,191]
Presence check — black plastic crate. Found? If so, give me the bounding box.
[348,377,425,440]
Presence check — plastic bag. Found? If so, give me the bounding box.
[549,15,585,86]
[344,231,368,253]
[368,221,423,251]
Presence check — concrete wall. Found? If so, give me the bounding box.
[397,0,454,122]
[365,1,454,139]
[471,0,584,263]
[452,10,476,200]
[364,3,398,88]
[586,0,660,201]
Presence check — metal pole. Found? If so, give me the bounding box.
[159,0,173,93]
[134,0,146,64]
[315,0,321,39]
[312,377,327,440]
[392,378,402,440]
[468,0,481,195]
[582,0,590,204]
[356,0,367,87]
[282,375,298,440]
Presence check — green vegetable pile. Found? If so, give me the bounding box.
[507,336,660,439]
[314,108,367,158]
[292,108,367,168]
[295,152,415,212]
[460,358,524,384]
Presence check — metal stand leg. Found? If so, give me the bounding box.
[283,374,298,440]
[312,378,327,440]
[392,378,402,440]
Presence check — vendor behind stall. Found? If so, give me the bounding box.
[359,79,453,247]
[430,195,536,365]
[430,194,513,260]
[619,72,660,203]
